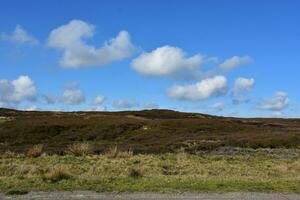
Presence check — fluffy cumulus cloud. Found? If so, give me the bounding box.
[85,95,106,111]
[232,77,255,104]
[93,95,105,105]
[219,56,252,70]
[272,111,284,118]
[167,76,227,101]
[112,99,139,109]
[1,25,39,45]
[131,45,204,77]
[60,81,85,105]
[0,75,37,106]
[259,92,290,111]
[211,102,225,112]
[47,20,136,68]
[62,89,85,105]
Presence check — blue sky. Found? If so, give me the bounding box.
[0,0,299,118]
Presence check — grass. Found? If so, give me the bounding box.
[105,146,134,158]
[0,116,10,124]
[0,108,299,193]
[65,143,90,156]
[128,165,144,178]
[27,144,44,157]
[42,165,72,183]
[0,152,299,193]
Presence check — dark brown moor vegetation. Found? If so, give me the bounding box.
[0,108,299,154]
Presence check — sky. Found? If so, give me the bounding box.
[0,0,299,118]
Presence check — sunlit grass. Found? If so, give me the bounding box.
[0,152,299,193]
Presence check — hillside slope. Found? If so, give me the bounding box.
[0,108,299,154]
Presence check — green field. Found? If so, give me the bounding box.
[0,151,299,193]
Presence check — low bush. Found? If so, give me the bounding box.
[27,144,44,158]
[43,165,71,183]
[105,146,133,158]
[65,143,90,156]
[128,165,143,178]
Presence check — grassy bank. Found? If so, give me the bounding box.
[0,152,299,193]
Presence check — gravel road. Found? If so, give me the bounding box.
[1,191,299,200]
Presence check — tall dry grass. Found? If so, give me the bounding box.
[42,165,71,182]
[105,146,133,158]
[128,165,144,178]
[27,144,44,157]
[65,143,90,156]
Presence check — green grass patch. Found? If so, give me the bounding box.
[0,153,299,193]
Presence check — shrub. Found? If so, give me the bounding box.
[27,144,44,158]
[118,149,133,158]
[105,146,133,158]
[105,146,119,158]
[161,164,179,175]
[65,143,90,156]
[43,166,71,183]
[128,165,143,178]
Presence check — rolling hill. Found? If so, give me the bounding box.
[0,108,299,154]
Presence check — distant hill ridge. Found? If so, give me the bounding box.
[0,107,299,154]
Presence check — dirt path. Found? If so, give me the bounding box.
[1,191,299,200]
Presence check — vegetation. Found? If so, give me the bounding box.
[0,108,299,193]
[0,108,300,154]
[0,151,299,193]
[105,146,133,158]
[0,116,10,124]
[128,165,144,178]
[65,143,90,156]
[42,165,72,183]
[27,144,44,158]
[6,190,29,195]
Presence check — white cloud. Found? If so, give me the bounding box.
[259,92,290,111]
[0,75,37,105]
[142,102,159,109]
[131,45,204,77]
[167,76,227,101]
[272,111,284,118]
[60,81,85,105]
[86,106,107,111]
[112,99,139,109]
[1,25,39,45]
[234,78,255,94]
[211,102,225,112]
[93,95,105,105]
[48,20,136,68]
[62,89,85,105]
[24,105,38,111]
[232,77,255,104]
[219,56,252,70]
